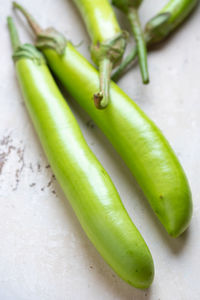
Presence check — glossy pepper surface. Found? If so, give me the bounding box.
[8,16,154,289]
[13,3,193,238]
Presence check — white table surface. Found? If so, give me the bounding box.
[0,1,200,299]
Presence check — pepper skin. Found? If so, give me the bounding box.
[73,0,121,43]
[44,43,192,238]
[8,16,154,289]
[13,3,193,237]
[112,0,198,81]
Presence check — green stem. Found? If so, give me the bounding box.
[111,46,138,81]
[128,7,149,84]
[13,1,42,35]
[7,16,21,52]
[94,58,112,109]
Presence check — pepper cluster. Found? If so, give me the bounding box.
[7,0,197,289]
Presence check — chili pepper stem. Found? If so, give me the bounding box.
[13,1,42,35]
[112,46,137,81]
[127,7,149,84]
[94,58,112,109]
[7,16,21,51]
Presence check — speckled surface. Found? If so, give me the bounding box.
[0,1,200,299]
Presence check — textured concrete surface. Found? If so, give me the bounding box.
[0,1,200,299]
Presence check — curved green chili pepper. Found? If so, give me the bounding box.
[7,16,154,289]
[112,0,149,84]
[112,0,198,81]
[72,0,128,109]
[13,3,193,238]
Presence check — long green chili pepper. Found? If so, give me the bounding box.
[112,0,198,81]
[112,0,149,84]
[72,0,128,109]
[14,3,193,238]
[7,16,154,289]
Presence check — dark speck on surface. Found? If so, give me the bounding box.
[0,135,15,175]
[47,174,56,188]
[13,146,25,191]
[86,120,95,129]
[29,163,34,172]
[37,162,41,172]
[0,135,12,146]
[47,181,51,187]
[0,145,15,174]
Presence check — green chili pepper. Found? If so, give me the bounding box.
[13,3,193,238]
[112,0,149,84]
[7,16,154,289]
[72,0,128,109]
[112,0,198,81]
